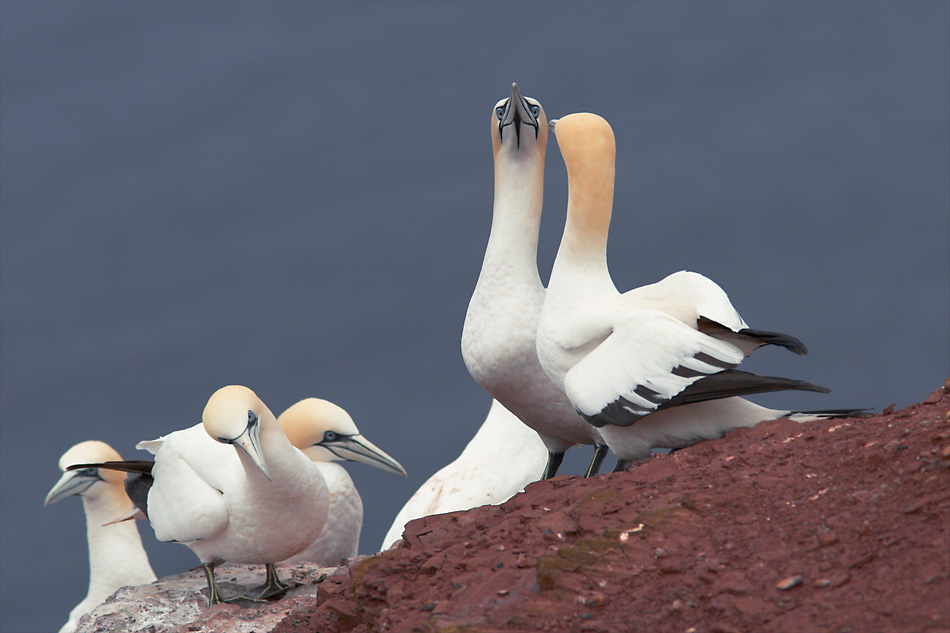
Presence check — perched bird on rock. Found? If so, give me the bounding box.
[462,83,607,480]
[46,440,156,633]
[278,397,406,565]
[537,113,839,469]
[69,385,329,604]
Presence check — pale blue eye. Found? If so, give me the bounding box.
[530,105,540,117]
[495,106,506,120]
[323,431,338,442]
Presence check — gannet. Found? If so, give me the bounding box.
[277,397,406,566]
[380,399,547,550]
[45,441,156,633]
[69,385,329,604]
[537,113,834,468]
[461,83,607,479]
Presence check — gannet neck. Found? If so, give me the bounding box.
[80,485,155,602]
[483,84,548,278]
[484,155,546,273]
[553,113,616,269]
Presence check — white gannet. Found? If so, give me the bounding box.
[536,113,834,468]
[380,398,547,550]
[69,385,330,604]
[277,397,406,566]
[45,441,157,633]
[461,83,607,479]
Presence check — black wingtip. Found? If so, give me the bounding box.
[792,408,874,418]
[738,327,809,355]
[66,460,154,475]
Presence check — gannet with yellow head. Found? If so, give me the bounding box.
[69,385,329,604]
[461,83,607,480]
[278,397,406,565]
[536,113,836,468]
[45,441,156,633]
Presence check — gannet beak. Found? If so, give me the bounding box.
[319,434,408,477]
[499,82,539,145]
[232,414,271,480]
[45,468,102,506]
[548,118,558,131]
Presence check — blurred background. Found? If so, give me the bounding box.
[2,3,947,632]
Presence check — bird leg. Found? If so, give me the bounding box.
[541,451,565,480]
[585,445,609,478]
[201,562,227,606]
[611,459,631,473]
[249,563,298,600]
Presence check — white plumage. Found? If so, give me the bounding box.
[537,113,830,465]
[73,385,330,603]
[45,441,156,633]
[277,397,406,566]
[461,83,606,480]
[380,399,547,550]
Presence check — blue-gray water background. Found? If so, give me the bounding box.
[2,3,948,632]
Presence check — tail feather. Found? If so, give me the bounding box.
[697,317,808,355]
[661,369,829,411]
[788,408,874,420]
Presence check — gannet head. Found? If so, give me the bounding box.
[279,398,408,477]
[45,440,124,506]
[491,82,548,159]
[551,112,615,183]
[203,385,272,480]
[552,113,616,235]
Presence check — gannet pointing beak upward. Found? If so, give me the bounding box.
[498,82,540,147]
[462,83,607,480]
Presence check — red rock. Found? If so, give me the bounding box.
[76,383,950,633]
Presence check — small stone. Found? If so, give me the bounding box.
[819,531,839,547]
[883,403,895,415]
[516,553,531,568]
[420,602,437,611]
[776,575,803,590]
[813,578,831,588]
[584,592,607,607]
[497,589,509,596]
[654,548,668,559]
[941,445,950,458]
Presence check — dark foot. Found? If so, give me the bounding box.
[249,563,298,601]
[585,445,609,478]
[201,562,228,606]
[611,459,631,473]
[541,451,565,480]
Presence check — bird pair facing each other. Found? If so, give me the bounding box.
[463,84,851,479]
[46,387,405,628]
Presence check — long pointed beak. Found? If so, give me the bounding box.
[233,418,271,480]
[499,82,539,144]
[323,434,407,477]
[45,470,100,506]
